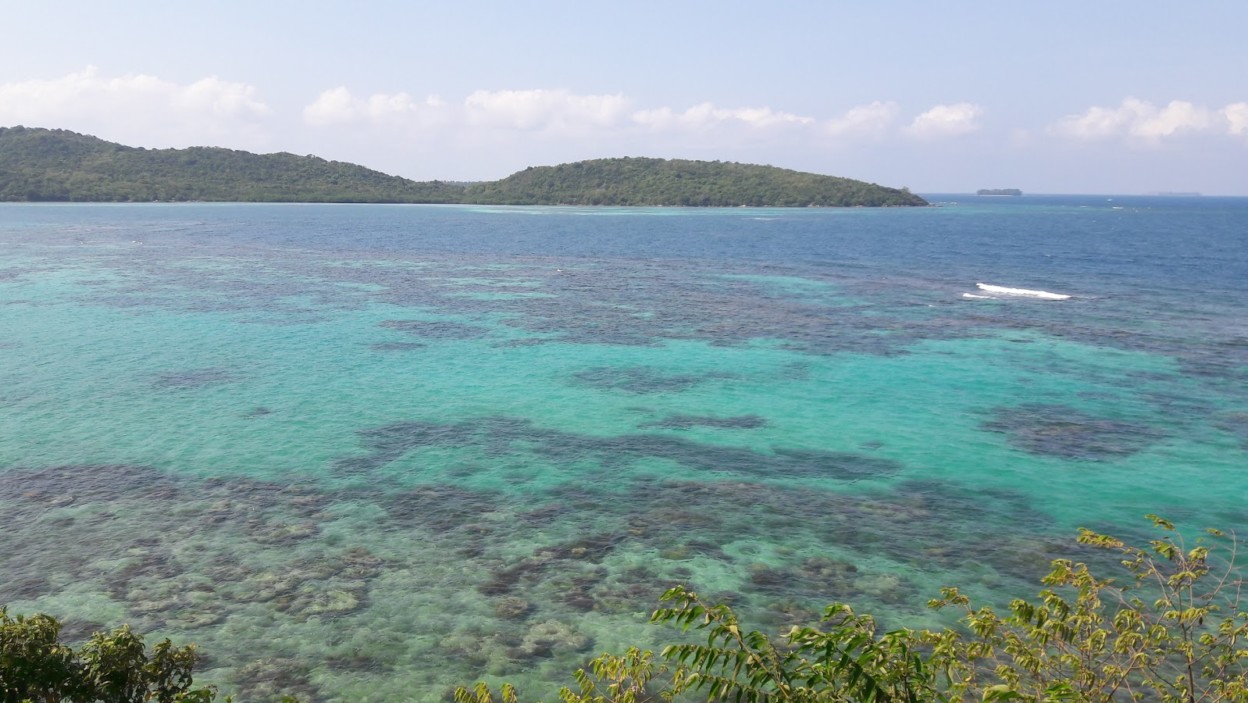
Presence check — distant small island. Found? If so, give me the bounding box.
[0,126,927,207]
[976,188,1022,196]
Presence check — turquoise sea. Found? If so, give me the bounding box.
[2,197,1246,701]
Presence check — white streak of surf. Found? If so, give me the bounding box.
[976,283,1071,300]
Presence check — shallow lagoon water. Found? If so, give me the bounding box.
[2,198,1246,701]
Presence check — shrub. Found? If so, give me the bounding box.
[0,611,215,703]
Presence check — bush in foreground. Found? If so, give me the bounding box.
[0,612,213,703]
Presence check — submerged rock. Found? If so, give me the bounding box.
[379,319,488,339]
[234,657,318,703]
[514,620,592,661]
[1214,411,1248,448]
[152,367,236,390]
[493,596,533,620]
[638,414,768,430]
[982,403,1164,460]
[571,366,707,394]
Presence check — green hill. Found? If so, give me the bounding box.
[464,157,926,207]
[0,126,464,203]
[0,127,927,207]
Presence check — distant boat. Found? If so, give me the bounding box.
[976,188,1022,196]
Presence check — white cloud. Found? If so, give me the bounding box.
[1136,100,1212,138]
[303,87,358,126]
[1221,102,1248,137]
[825,101,899,137]
[303,87,448,128]
[304,88,817,142]
[905,103,984,138]
[631,102,814,130]
[1050,98,1244,142]
[464,89,629,131]
[0,67,270,146]
[305,87,626,135]
[1052,99,1147,139]
[177,76,270,117]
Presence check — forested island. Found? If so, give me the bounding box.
[0,127,927,207]
[463,158,925,207]
[0,127,463,204]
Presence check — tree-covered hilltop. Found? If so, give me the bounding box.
[0,127,927,207]
[0,126,465,203]
[464,157,927,207]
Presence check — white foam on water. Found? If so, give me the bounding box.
[975,283,1071,300]
[962,293,995,299]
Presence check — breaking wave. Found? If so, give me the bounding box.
[974,283,1071,300]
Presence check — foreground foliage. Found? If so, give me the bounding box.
[0,610,213,703]
[461,517,1248,703]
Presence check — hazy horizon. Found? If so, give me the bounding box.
[3,2,1246,195]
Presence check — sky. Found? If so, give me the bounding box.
[2,1,1246,194]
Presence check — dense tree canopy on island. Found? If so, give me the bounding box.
[0,127,927,207]
[462,158,927,207]
[0,126,464,203]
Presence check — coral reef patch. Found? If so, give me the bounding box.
[981,404,1164,460]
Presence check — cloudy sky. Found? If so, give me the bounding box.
[3,1,1246,194]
